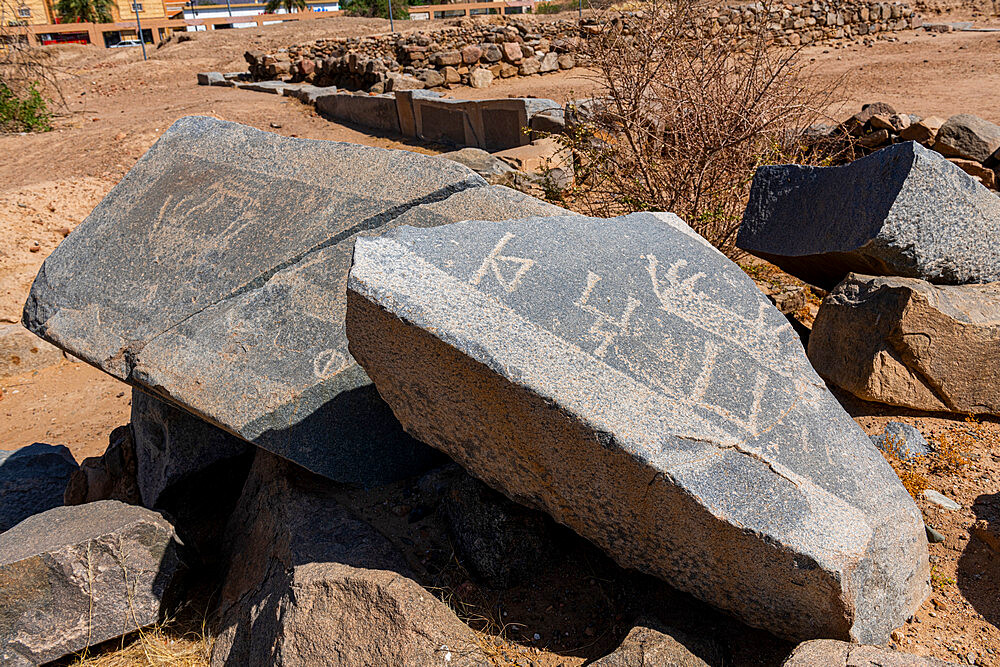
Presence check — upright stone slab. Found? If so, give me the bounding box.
[737,141,1000,289]
[411,96,484,148]
[808,273,1000,415]
[346,212,929,643]
[316,92,401,134]
[480,98,561,151]
[23,116,564,484]
[0,501,184,666]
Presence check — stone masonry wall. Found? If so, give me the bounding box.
[244,5,917,92]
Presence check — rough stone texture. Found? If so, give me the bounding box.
[212,449,487,666]
[469,67,494,89]
[737,141,1000,289]
[0,323,67,377]
[284,84,335,105]
[239,80,289,94]
[899,116,944,143]
[0,442,77,532]
[0,501,185,666]
[870,422,931,460]
[23,116,563,484]
[591,621,723,666]
[197,71,224,86]
[64,424,141,506]
[438,147,517,181]
[131,387,249,508]
[315,92,401,134]
[933,113,1000,163]
[782,640,956,666]
[346,212,929,643]
[442,470,555,589]
[808,273,1000,415]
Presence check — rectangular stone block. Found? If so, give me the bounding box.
[316,92,401,135]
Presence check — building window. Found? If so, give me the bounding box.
[131,2,143,11]
[17,6,31,16]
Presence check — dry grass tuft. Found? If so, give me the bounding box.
[71,625,211,667]
[880,434,930,500]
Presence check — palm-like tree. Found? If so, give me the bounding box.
[264,0,306,13]
[55,0,113,22]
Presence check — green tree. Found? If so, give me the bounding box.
[264,0,306,12]
[54,0,113,22]
[342,0,408,20]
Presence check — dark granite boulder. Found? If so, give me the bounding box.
[737,142,1000,289]
[23,116,564,485]
[0,442,77,532]
[346,212,929,643]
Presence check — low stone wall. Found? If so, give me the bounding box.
[201,72,565,152]
[243,3,917,92]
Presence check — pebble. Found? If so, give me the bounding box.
[924,489,961,510]
[926,525,946,543]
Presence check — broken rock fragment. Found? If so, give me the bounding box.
[212,449,487,666]
[808,274,1000,415]
[737,141,1000,288]
[0,501,185,666]
[346,212,929,643]
[0,442,77,532]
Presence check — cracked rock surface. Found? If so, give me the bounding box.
[782,639,957,666]
[22,116,564,484]
[808,273,1000,415]
[346,212,929,643]
[737,141,1000,289]
[0,500,185,666]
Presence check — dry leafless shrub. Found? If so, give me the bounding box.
[564,0,846,256]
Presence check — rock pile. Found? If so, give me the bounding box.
[244,18,581,92]
[3,117,943,664]
[739,138,1000,416]
[809,104,1000,191]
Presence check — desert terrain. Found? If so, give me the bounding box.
[2,8,1000,665]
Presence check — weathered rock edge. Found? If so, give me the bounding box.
[21,115,563,484]
[737,141,1000,289]
[0,501,184,666]
[808,273,1000,415]
[345,213,929,643]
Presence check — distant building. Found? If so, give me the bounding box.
[178,1,339,30]
[8,0,57,25]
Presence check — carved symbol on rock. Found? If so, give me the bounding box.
[575,271,641,358]
[470,232,536,293]
[313,348,349,380]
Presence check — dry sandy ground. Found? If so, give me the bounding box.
[2,11,1000,665]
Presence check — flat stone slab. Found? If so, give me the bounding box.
[808,273,1000,415]
[0,443,77,532]
[345,212,929,643]
[23,116,564,484]
[0,500,184,666]
[737,141,1000,289]
[238,80,290,94]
